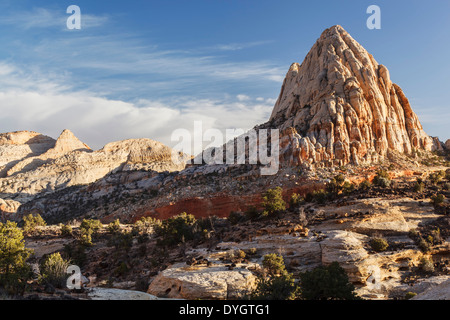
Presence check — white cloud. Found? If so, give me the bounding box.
[0,62,274,150]
[0,7,109,30]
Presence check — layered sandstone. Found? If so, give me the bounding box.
[270,25,434,167]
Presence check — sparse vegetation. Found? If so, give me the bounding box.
[300,262,359,300]
[373,169,391,188]
[0,221,33,295]
[430,194,445,206]
[154,212,199,246]
[39,252,71,288]
[261,187,286,216]
[418,256,435,273]
[413,178,425,193]
[250,253,301,300]
[22,214,46,235]
[78,219,102,246]
[369,237,389,252]
[60,224,73,237]
[289,193,304,208]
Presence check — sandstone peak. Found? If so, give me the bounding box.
[52,129,91,154]
[270,25,434,167]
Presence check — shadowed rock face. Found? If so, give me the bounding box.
[270,25,434,167]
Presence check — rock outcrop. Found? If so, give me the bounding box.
[270,25,434,167]
[0,130,188,213]
[147,261,257,300]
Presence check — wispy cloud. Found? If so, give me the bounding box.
[0,7,109,30]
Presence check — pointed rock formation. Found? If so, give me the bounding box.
[5,129,91,176]
[271,25,434,167]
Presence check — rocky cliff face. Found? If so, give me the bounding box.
[270,25,434,167]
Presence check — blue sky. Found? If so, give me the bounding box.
[0,0,448,149]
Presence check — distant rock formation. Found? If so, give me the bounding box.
[269,25,435,167]
[0,129,188,207]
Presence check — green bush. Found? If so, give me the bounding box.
[300,262,359,300]
[430,194,445,206]
[305,189,329,204]
[107,231,133,250]
[419,256,435,273]
[289,193,304,208]
[373,169,391,188]
[369,237,389,252]
[413,178,425,193]
[250,254,301,300]
[262,253,287,276]
[358,180,372,190]
[0,221,33,295]
[327,174,345,194]
[261,187,286,216]
[107,219,121,234]
[405,292,417,300]
[228,211,245,225]
[39,252,70,288]
[154,212,198,246]
[79,219,103,246]
[22,214,46,235]
[63,242,87,267]
[428,171,445,185]
[60,224,73,237]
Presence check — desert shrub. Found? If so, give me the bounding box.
[79,219,102,246]
[369,237,389,252]
[228,211,245,225]
[250,254,301,300]
[63,242,87,267]
[358,179,372,191]
[405,292,417,300]
[305,189,329,204]
[39,252,70,288]
[108,231,133,250]
[342,181,356,194]
[107,219,121,234]
[289,193,304,208]
[327,174,345,194]
[419,256,435,273]
[154,212,198,246]
[132,217,161,243]
[413,178,425,193]
[0,221,33,295]
[244,206,262,220]
[417,237,431,252]
[60,224,73,237]
[262,253,287,276]
[80,219,102,233]
[373,169,391,188]
[22,214,46,235]
[430,194,445,206]
[251,272,300,300]
[261,187,286,216]
[428,171,445,185]
[300,262,359,300]
[226,249,246,262]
